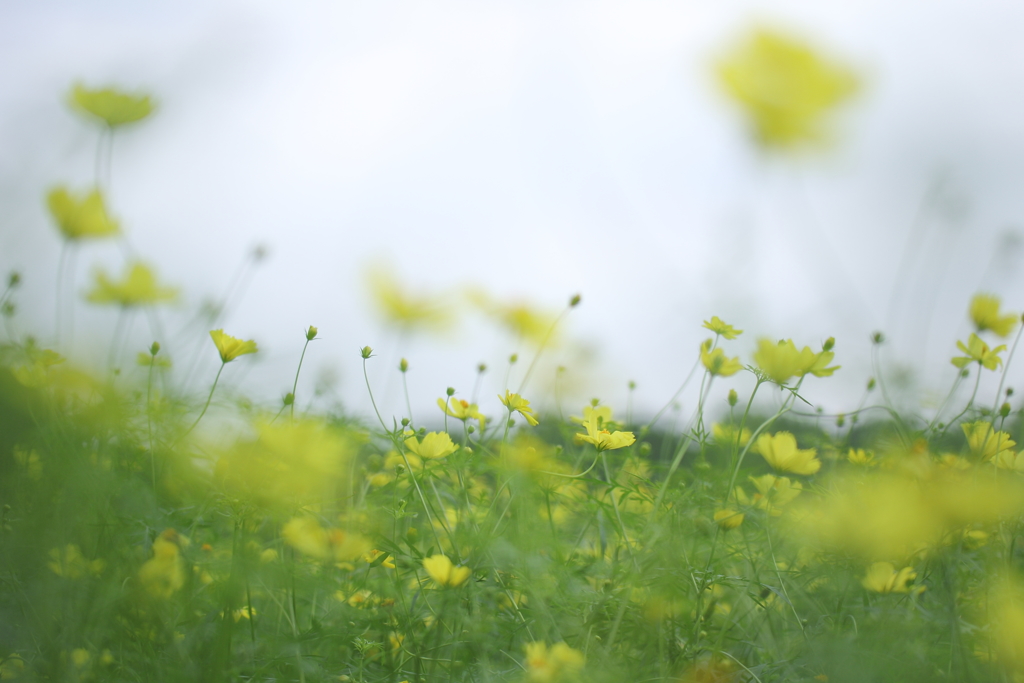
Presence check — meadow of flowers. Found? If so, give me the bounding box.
[4,29,1024,683]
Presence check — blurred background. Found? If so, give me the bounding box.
[3,0,1024,424]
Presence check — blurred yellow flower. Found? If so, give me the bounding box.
[702,316,742,339]
[46,187,119,240]
[366,265,452,332]
[467,288,559,345]
[753,338,838,384]
[499,391,539,426]
[700,339,742,377]
[209,329,258,363]
[714,509,745,530]
[755,431,821,475]
[282,516,370,562]
[717,28,859,149]
[969,293,1018,338]
[438,397,485,427]
[951,333,1005,371]
[524,641,585,683]
[404,431,458,459]
[85,262,178,307]
[138,529,184,599]
[744,473,803,513]
[847,448,877,467]
[70,83,154,127]
[48,544,104,578]
[994,450,1024,472]
[861,562,916,593]
[962,421,1015,462]
[712,423,751,448]
[422,554,470,587]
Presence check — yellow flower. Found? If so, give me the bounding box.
[962,421,1015,462]
[282,517,370,562]
[753,338,838,384]
[524,641,585,683]
[365,264,452,331]
[713,509,745,530]
[138,529,185,599]
[755,432,821,475]
[847,448,877,467]
[70,83,154,127]
[712,423,751,448]
[952,333,1005,371]
[46,187,119,240]
[994,450,1024,472]
[48,544,105,578]
[438,397,485,427]
[700,339,742,377]
[467,288,559,345]
[969,293,1018,338]
[861,562,916,594]
[85,262,178,307]
[573,404,634,451]
[716,28,859,149]
[209,329,258,363]
[404,431,458,459]
[422,554,471,587]
[499,391,539,426]
[702,316,743,339]
[746,474,803,512]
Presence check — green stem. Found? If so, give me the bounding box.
[182,362,225,438]
[290,338,311,420]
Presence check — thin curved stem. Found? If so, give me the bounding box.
[290,338,311,420]
[182,362,225,438]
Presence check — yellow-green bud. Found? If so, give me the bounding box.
[283,393,294,406]
[150,341,161,356]
[401,418,410,427]
[727,389,738,407]
[509,354,518,364]
[1001,402,1012,418]
[446,387,455,397]
[822,337,835,352]
[867,378,876,391]
[1008,387,1015,397]
[306,325,318,341]
[836,413,845,428]
[8,272,20,287]
[477,363,487,374]
[570,293,582,307]
[628,380,636,391]
[360,346,373,359]
[399,358,409,373]
[872,332,885,345]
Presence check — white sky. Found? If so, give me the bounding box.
[3,0,1024,426]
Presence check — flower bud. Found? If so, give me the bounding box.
[401,418,410,427]
[446,387,456,397]
[467,425,475,434]
[822,337,835,352]
[8,272,21,287]
[305,325,318,341]
[867,378,876,391]
[569,293,582,307]
[477,363,487,374]
[283,393,294,406]
[150,341,161,356]
[1001,402,1012,418]
[628,380,636,390]
[509,354,518,364]
[360,346,373,359]
[1008,387,1015,397]
[872,332,885,345]
[836,413,845,428]
[399,358,409,373]
[728,389,738,407]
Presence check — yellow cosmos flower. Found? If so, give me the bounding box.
[138,529,184,599]
[714,509,745,530]
[753,338,838,384]
[422,554,471,587]
[48,544,105,578]
[700,339,742,377]
[861,562,916,594]
[962,421,1016,462]
[716,28,859,149]
[365,264,452,332]
[994,450,1024,472]
[70,83,154,127]
[499,391,539,426]
[573,404,634,451]
[738,474,803,514]
[85,262,178,307]
[404,431,458,459]
[524,641,585,683]
[702,316,743,339]
[282,517,370,562]
[438,397,485,427]
[969,293,1018,338]
[712,423,751,448]
[209,329,258,363]
[46,187,120,240]
[847,448,877,467]
[755,431,821,475]
[952,333,1005,371]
